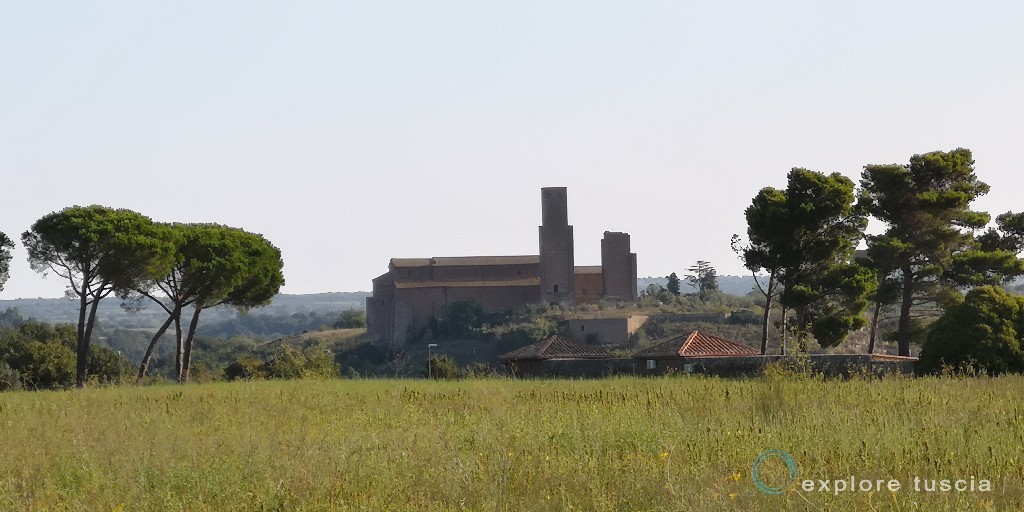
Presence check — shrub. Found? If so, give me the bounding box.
[728,309,760,325]
[431,300,486,339]
[0,362,22,391]
[462,362,498,378]
[333,309,366,329]
[303,350,341,379]
[87,344,133,385]
[225,354,268,380]
[264,346,307,380]
[426,355,460,380]
[918,286,1024,375]
[0,320,130,390]
[227,346,341,381]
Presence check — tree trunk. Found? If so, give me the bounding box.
[867,300,882,354]
[760,294,772,355]
[137,306,180,382]
[174,314,183,381]
[897,268,914,357]
[793,307,806,353]
[759,273,776,355]
[75,282,90,389]
[780,306,789,356]
[179,306,203,383]
[78,293,102,388]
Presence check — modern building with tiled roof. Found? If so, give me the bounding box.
[499,335,616,377]
[366,188,638,346]
[500,335,614,361]
[635,330,760,358]
[634,330,758,373]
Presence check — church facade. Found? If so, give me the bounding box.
[366,187,637,346]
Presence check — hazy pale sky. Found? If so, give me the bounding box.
[2,1,1023,299]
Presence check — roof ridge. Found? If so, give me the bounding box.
[677,330,699,356]
[536,336,557,356]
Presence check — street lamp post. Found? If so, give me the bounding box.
[427,343,438,379]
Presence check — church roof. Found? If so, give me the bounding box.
[633,330,758,358]
[432,255,539,266]
[391,255,539,268]
[499,335,613,360]
[395,277,539,289]
[391,258,433,268]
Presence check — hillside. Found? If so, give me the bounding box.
[0,292,369,330]
[638,275,760,297]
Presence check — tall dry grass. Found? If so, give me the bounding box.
[0,373,1021,511]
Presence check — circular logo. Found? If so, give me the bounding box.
[751,450,798,495]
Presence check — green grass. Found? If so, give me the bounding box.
[0,374,1021,511]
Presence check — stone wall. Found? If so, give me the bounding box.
[565,315,649,346]
[504,358,636,378]
[502,354,919,378]
[636,354,918,378]
[574,271,604,304]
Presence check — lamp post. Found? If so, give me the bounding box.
[427,343,438,379]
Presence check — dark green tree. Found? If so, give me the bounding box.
[22,206,176,387]
[977,212,1024,254]
[0,320,129,390]
[0,322,76,389]
[334,309,367,329]
[736,169,872,354]
[0,231,12,293]
[860,149,1024,357]
[856,251,903,354]
[426,355,460,379]
[133,223,241,381]
[918,286,1024,375]
[178,227,284,382]
[666,272,681,296]
[777,171,873,351]
[431,300,485,339]
[685,261,718,302]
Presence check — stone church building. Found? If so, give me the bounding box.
[366,187,637,346]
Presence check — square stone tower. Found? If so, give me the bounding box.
[539,187,575,303]
[601,231,637,300]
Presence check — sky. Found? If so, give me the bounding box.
[2,1,1023,299]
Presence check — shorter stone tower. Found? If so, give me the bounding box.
[601,231,637,300]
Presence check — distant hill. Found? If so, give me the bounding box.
[638,275,761,297]
[0,292,370,329]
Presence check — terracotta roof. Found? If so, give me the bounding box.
[394,277,540,289]
[574,265,603,275]
[499,335,613,360]
[391,256,539,268]
[633,330,758,358]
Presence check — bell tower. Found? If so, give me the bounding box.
[539,187,574,303]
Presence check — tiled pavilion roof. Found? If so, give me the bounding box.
[633,330,758,358]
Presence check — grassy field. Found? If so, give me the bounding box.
[0,373,1021,511]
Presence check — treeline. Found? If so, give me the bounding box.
[197,309,365,339]
[92,309,365,366]
[0,313,130,391]
[0,293,370,331]
[0,206,286,387]
[733,148,1024,374]
[0,307,358,390]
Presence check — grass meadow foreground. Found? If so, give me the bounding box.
[1,373,1022,511]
